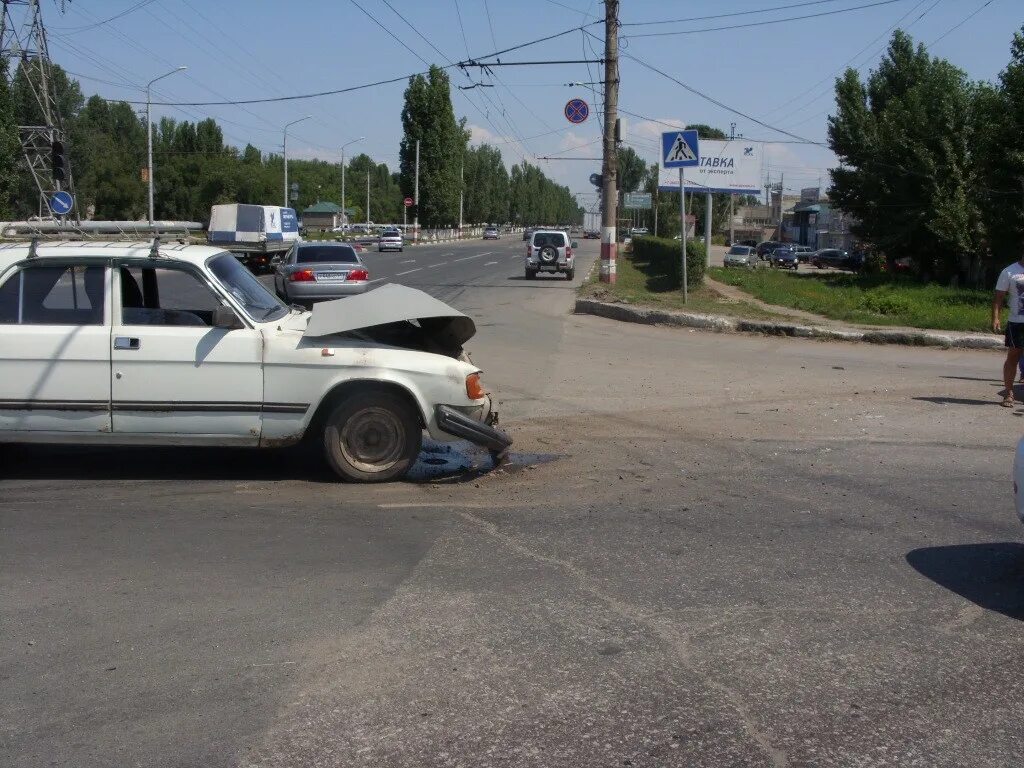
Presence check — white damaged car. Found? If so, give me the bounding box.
[0,240,511,482]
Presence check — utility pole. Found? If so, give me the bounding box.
[146,66,187,224]
[365,171,370,228]
[599,0,619,283]
[339,136,364,229]
[283,115,312,209]
[776,172,785,241]
[414,139,420,242]
[729,122,736,246]
[458,161,464,238]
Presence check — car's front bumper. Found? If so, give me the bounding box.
[435,404,512,456]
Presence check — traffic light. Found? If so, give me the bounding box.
[51,140,67,182]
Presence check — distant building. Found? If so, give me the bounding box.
[302,201,343,229]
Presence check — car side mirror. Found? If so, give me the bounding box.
[571,241,579,249]
[213,305,243,330]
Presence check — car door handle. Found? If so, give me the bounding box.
[113,336,140,350]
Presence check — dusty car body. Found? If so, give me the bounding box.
[0,240,510,482]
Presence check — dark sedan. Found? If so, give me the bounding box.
[756,241,783,260]
[771,247,799,270]
[811,248,863,271]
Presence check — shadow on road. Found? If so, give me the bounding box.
[0,441,503,485]
[913,396,1000,406]
[906,543,1024,621]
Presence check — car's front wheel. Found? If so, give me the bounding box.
[322,391,422,482]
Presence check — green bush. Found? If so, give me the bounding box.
[631,235,706,288]
[712,234,728,245]
[862,252,887,274]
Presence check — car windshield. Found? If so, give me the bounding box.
[728,246,749,255]
[208,252,288,322]
[533,232,566,248]
[382,230,401,238]
[296,245,359,264]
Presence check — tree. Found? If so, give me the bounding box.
[399,65,468,227]
[976,26,1024,265]
[0,60,19,217]
[616,146,646,193]
[828,31,982,282]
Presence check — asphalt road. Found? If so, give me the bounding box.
[3,237,1024,767]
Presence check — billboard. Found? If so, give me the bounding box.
[623,192,652,209]
[800,186,820,203]
[658,139,763,195]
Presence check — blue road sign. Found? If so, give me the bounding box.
[49,190,73,215]
[662,130,700,168]
[564,98,589,124]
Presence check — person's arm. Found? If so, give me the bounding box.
[994,289,1008,332]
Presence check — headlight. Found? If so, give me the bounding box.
[466,372,486,400]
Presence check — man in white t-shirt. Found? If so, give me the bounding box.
[993,258,1024,406]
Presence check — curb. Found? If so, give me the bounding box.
[573,298,1003,350]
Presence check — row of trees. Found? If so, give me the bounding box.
[0,61,581,227]
[829,28,1024,283]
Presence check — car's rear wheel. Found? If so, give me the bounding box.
[322,391,421,482]
[525,269,536,279]
[565,268,575,280]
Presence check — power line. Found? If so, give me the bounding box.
[50,0,159,33]
[452,0,472,59]
[622,0,850,26]
[482,0,499,52]
[930,0,997,45]
[623,0,910,39]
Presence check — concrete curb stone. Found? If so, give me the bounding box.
[574,297,1003,351]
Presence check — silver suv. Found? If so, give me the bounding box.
[525,229,576,280]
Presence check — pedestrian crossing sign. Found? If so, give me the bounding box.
[662,129,700,168]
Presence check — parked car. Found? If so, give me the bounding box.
[274,242,369,307]
[525,230,576,280]
[0,240,510,482]
[732,239,758,248]
[584,230,600,239]
[377,228,403,252]
[811,248,861,271]
[522,228,534,241]
[631,227,649,236]
[756,241,783,260]
[483,226,499,240]
[723,245,757,268]
[771,247,800,270]
[793,245,813,263]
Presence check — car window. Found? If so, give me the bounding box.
[295,246,359,264]
[727,247,748,255]
[119,265,221,327]
[209,252,287,322]
[382,230,401,237]
[0,263,105,326]
[533,232,566,248]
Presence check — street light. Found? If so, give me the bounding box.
[340,136,364,229]
[146,65,187,224]
[283,115,313,208]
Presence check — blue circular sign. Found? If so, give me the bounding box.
[49,191,73,215]
[564,98,589,125]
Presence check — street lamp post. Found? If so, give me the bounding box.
[340,136,364,229]
[146,66,187,224]
[283,115,312,208]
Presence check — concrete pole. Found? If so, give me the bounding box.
[729,194,734,245]
[704,191,712,268]
[146,66,187,225]
[414,139,420,242]
[283,115,312,210]
[599,0,619,283]
[366,171,370,228]
[341,155,345,226]
[458,162,464,238]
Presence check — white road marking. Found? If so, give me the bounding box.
[426,262,448,268]
[399,259,416,263]
[368,278,387,283]
[484,261,497,265]
[396,268,421,275]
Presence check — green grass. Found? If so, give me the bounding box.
[580,250,785,320]
[708,267,995,332]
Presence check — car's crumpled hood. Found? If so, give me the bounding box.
[302,284,476,347]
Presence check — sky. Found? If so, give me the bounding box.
[23,0,1022,208]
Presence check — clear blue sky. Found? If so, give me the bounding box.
[36,0,1021,202]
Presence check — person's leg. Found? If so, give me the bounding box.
[1004,346,1022,405]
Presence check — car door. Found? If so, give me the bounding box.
[0,259,111,433]
[110,261,263,441]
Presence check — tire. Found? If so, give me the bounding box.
[565,268,575,280]
[526,269,536,279]
[322,391,422,482]
[539,245,557,265]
